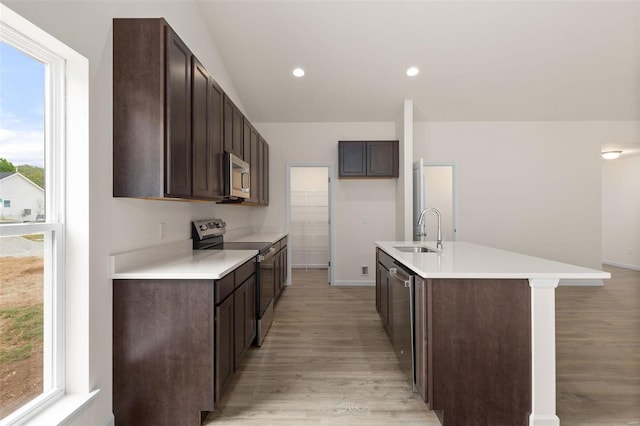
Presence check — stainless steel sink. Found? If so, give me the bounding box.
[394,246,437,253]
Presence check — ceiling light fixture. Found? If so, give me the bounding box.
[292,67,305,78]
[406,66,419,77]
[601,150,622,160]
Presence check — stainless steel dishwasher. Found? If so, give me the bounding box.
[388,263,416,390]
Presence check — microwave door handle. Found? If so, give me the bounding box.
[241,171,250,193]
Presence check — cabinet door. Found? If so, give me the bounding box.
[191,59,223,199]
[263,140,269,205]
[259,138,269,205]
[215,295,234,403]
[233,105,244,158]
[223,95,234,155]
[414,276,428,403]
[244,275,257,348]
[367,141,398,177]
[274,250,282,299]
[248,127,259,203]
[339,141,366,177]
[243,118,251,163]
[234,281,248,367]
[378,263,389,331]
[165,27,192,197]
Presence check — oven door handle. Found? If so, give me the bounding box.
[258,246,275,262]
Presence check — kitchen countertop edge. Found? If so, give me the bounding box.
[375,241,611,280]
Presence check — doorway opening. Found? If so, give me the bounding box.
[413,160,458,242]
[286,165,333,284]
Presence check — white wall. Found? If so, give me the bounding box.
[3,2,256,424]
[602,154,640,269]
[254,122,397,284]
[414,121,639,270]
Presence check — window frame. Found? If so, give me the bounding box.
[0,12,66,425]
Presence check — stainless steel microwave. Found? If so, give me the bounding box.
[224,152,250,199]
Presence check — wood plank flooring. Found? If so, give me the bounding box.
[204,269,439,425]
[556,265,640,426]
[205,265,640,425]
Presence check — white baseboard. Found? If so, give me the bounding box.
[292,265,328,269]
[102,414,115,426]
[331,280,375,287]
[603,260,640,271]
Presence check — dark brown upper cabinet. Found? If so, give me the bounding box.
[191,58,224,200]
[114,18,194,199]
[259,137,270,205]
[246,124,260,204]
[223,95,244,159]
[113,18,267,203]
[338,140,399,178]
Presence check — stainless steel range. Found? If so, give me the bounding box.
[192,219,275,346]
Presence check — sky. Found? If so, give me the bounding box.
[0,41,45,168]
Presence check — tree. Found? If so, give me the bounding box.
[17,164,45,189]
[0,158,16,172]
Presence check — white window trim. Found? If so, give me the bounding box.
[0,4,93,426]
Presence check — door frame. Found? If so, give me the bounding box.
[423,162,459,241]
[285,163,334,285]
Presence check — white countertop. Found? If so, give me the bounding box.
[111,231,288,280]
[375,241,611,280]
[111,248,258,280]
[226,232,287,244]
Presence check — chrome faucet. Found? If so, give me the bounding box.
[417,207,444,250]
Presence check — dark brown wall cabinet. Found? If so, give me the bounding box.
[224,95,245,160]
[114,18,224,200]
[114,18,269,203]
[192,58,224,199]
[113,259,257,426]
[338,140,399,178]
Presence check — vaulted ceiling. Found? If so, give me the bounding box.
[197,1,639,124]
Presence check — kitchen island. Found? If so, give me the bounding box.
[375,241,610,426]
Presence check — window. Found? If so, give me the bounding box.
[0,4,90,424]
[0,23,65,423]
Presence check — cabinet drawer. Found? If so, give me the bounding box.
[216,272,235,304]
[279,236,288,247]
[377,248,395,270]
[235,258,256,288]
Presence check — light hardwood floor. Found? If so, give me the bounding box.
[205,265,639,425]
[556,265,640,426]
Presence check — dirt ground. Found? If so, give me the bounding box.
[0,256,44,419]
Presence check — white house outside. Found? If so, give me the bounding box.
[0,172,45,222]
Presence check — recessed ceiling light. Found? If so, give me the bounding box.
[601,150,622,160]
[406,66,419,77]
[292,67,305,78]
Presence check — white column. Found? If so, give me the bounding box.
[529,278,560,426]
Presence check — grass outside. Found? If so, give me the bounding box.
[0,253,44,419]
[0,306,43,363]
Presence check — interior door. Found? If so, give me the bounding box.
[412,159,425,241]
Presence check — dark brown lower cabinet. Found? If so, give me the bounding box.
[375,248,532,426]
[274,236,288,301]
[233,275,256,367]
[113,280,214,426]
[215,292,234,403]
[113,259,256,426]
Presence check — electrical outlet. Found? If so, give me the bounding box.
[361,265,369,275]
[361,216,368,224]
[160,222,166,239]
